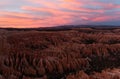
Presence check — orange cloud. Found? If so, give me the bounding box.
[64,0,75,2]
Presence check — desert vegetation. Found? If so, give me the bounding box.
[0,27,120,79]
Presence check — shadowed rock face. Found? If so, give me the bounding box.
[0,27,120,79]
[66,69,120,79]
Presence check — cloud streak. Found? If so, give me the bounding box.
[0,0,120,28]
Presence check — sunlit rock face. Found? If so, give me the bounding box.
[0,27,120,79]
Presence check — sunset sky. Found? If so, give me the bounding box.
[0,0,120,28]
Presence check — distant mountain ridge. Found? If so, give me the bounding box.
[0,25,120,31]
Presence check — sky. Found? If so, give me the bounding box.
[0,0,120,28]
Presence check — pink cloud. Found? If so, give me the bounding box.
[26,0,104,13]
[91,15,120,22]
[0,0,120,28]
[88,2,120,10]
[0,1,10,6]
[103,3,120,10]
[0,10,74,28]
